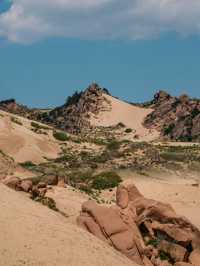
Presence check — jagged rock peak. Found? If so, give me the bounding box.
[153,90,172,104]
[84,83,110,96]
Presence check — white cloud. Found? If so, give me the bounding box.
[1,0,200,43]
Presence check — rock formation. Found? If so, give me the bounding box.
[38,83,111,134]
[78,182,200,266]
[144,90,200,142]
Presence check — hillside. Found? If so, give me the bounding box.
[0,110,60,163]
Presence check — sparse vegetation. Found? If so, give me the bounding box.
[31,121,50,130]
[92,171,122,190]
[11,116,23,125]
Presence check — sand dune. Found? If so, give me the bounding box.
[0,184,136,266]
[91,94,159,141]
[0,111,60,163]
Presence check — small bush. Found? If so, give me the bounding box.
[106,140,121,151]
[11,117,23,126]
[33,196,58,211]
[53,131,69,141]
[20,161,36,168]
[92,171,122,190]
[117,122,126,128]
[125,128,133,133]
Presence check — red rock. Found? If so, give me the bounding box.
[158,240,187,262]
[3,176,21,190]
[189,249,200,265]
[116,185,129,209]
[20,179,33,192]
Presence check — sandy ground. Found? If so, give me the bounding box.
[91,94,159,141]
[0,111,60,164]
[0,184,136,266]
[46,186,90,224]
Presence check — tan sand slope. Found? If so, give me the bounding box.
[0,111,60,163]
[91,94,159,141]
[0,184,136,266]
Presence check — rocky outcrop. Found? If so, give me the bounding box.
[39,83,111,134]
[77,182,200,266]
[144,91,200,142]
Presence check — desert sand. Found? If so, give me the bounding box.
[0,111,60,163]
[0,184,137,266]
[91,94,159,141]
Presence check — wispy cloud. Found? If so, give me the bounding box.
[1,0,200,44]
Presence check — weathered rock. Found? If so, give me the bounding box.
[189,249,200,265]
[20,179,33,192]
[116,185,129,209]
[3,176,21,190]
[174,263,192,266]
[77,182,200,266]
[144,91,200,142]
[37,182,47,189]
[158,240,187,262]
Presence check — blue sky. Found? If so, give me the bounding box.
[1,0,200,108]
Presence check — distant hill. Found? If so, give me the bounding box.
[1,85,200,142]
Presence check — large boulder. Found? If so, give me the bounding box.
[20,179,33,192]
[3,176,21,190]
[77,182,200,266]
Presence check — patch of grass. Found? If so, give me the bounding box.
[11,116,23,126]
[53,131,69,141]
[92,171,122,190]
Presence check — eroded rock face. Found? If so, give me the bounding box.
[144,91,200,142]
[39,83,111,134]
[77,182,200,266]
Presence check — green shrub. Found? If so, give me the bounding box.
[163,123,175,136]
[117,122,126,128]
[11,117,23,126]
[33,196,58,211]
[106,140,121,151]
[125,128,133,133]
[53,131,69,141]
[20,161,36,168]
[92,171,122,190]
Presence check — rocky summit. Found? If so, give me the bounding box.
[144,90,200,142]
[38,83,111,134]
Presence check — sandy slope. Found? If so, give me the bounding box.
[0,184,136,266]
[91,94,159,141]
[0,111,60,163]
